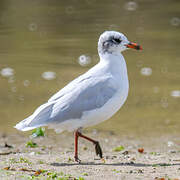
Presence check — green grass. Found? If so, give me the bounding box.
[2,168,85,180]
[19,157,32,164]
[31,127,45,138]
[9,157,32,165]
[150,152,157,155]
[26,140,38,148]
[113,146,125,152]
[81,172,88,176]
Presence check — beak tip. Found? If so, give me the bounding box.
[126,42,142,50]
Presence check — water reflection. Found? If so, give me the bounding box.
[42,71,56,80]
[28,23,38,32]
[140,67,152,76]
[1,67,14,77]
[124,1,138,11]
[78,55,91,67]
[170,90,180,98]
[170,17,180,27]
[23,80,30,87]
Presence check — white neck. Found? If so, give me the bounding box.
[99,52,128,76]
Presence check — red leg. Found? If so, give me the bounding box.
[77,132,98,144]
[74,131,81,163]
[74,130,103,162]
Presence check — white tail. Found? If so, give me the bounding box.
[14,116,43,131]
[14,101,55,131]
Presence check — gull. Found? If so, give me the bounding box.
[15,31,142,162]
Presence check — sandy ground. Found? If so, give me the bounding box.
[0,130,180,180]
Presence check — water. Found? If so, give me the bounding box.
[0,0,179,136]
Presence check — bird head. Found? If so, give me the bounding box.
[98,31,142,55]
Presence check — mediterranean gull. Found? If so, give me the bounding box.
[15,31,142,162]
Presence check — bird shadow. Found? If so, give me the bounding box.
[50,162,180,167]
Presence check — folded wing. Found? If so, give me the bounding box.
[15,76,117,131]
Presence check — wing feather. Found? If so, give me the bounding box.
[15,75,117,131]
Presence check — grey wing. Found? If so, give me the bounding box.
[20,76,117,129]
[49,77,117,123]
[48,73,90,103]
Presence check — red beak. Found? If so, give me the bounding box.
[126,42,142,50]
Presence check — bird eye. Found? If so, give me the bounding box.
[113,38,122,44]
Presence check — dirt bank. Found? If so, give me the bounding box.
[0,131,180,180]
